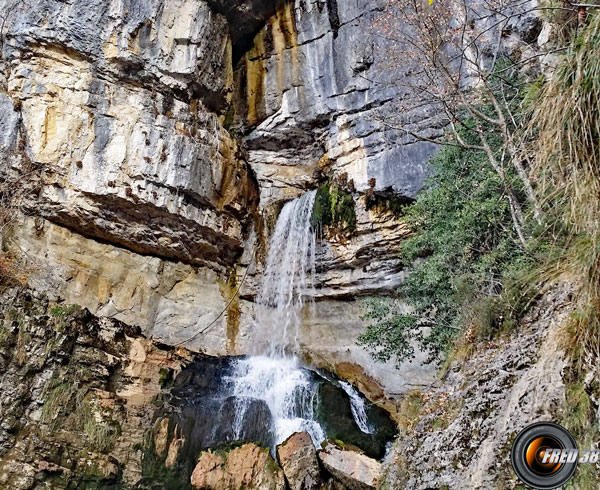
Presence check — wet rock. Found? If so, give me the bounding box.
[318,442,382,490]
[316,382,397,460]
[205,0,282,62]
[166,357,276,451]
[191,442,285,490]
[276,432,322,490]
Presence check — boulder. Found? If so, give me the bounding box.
[191,443,285,490]
[276,432,322,490]
[318,442,381,490]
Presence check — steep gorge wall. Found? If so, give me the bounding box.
[1,0,439,404]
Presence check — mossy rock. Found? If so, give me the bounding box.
[311,183,356,234]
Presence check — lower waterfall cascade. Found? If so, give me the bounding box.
[223,190,388,450]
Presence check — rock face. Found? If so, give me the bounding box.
[277,432,322,490]
[10,217,235,355]
[2,0,258,268]
[190,443,286,490]
[380,284,576,490]
[318,442,382,490]
[0,0,434,404]
[0,287,192,489]
[231,0,437,205]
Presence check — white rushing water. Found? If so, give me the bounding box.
[227,190,373,449]
[255,190,317,357]
[228,356,325,446]
[339,381,374,434]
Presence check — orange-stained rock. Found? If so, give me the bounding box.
[191,443,285,490]
[276,432,322,490]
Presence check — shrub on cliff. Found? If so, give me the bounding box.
[359,114,531,364]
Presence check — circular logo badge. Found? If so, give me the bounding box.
[511,422,578,489]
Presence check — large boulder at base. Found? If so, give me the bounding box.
[190,443,285,490]
[276,432,323,490]
[318,442,382,490]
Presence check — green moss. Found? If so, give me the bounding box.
[139,428,194,490]
[311,183,356,234]
[50,303,83,332]
[311,184,333,227]
[159,368,174,389]
[223,102,235,132]
[334,439,346,449]
[212,440,246,456]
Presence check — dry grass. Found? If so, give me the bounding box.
[532,14,600,237]
[395,390,426,432]
[0,252,30,287]
[531,13,600,368]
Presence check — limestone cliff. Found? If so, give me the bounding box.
[0,0,441,404]
[0,1,569,489]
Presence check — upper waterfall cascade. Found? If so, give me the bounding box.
[256,189,317,357]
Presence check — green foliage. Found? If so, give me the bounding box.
[50,306,67,316]
[50,304,82,317]
[159,367,174,389]
[50,303,83,333]
[312,184,333,227]
[41,368,121,453]
[562,372,600,488]
[359,117,531,364]
[311,183,356,234]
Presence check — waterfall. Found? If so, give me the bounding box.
[226,190,375,450]
[227,191,323,448]
[255,189,317,357]
[339,381,374,434]
[228,356,325,446]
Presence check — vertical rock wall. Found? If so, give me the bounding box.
[0,0,440,402]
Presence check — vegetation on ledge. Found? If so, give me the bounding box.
[365,9,600,487]
[311,179,357,236]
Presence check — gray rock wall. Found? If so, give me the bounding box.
[232,0,438,208]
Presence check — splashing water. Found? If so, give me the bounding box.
[227,356,325,446]
[339,381,374,434]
